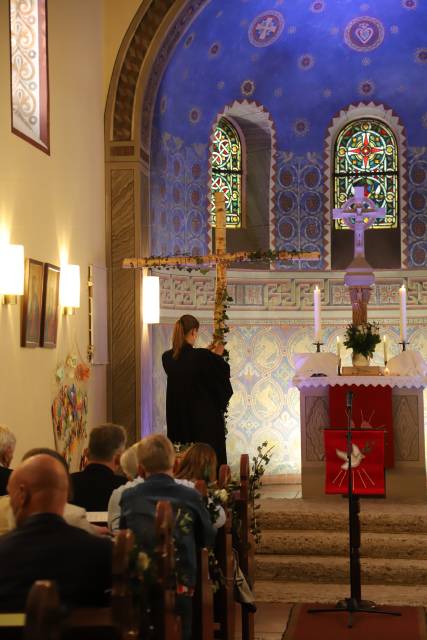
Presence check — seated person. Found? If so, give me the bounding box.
[71,423,127,511]
[0,454,112,611]
[0,448,108,536]
[108,443,143,531]
[0,425,16,496]
[120,434,216,640]
[175,442,226,528]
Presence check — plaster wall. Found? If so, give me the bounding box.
[0,0,107,465]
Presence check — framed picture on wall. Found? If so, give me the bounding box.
[40,263,60,348]
[21,258,44,348]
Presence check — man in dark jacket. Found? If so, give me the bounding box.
[0,454,112,611]
[70,423,127,511]
[120,434,216,640]
[0,425,16,496]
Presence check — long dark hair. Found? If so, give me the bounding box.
[172,314,200,359]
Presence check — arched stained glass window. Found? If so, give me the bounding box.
[334,119,398,230]
[211,118,242,228]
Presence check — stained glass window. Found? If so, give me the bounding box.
[334,119,398,230]
[211,118,242,228]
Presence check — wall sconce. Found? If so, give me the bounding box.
[142,274,160,324]
[0,244,24,305]
[60,264,80,315]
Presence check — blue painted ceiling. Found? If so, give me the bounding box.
[153,0,427,151]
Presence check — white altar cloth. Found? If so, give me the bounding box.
[293,375,427,389]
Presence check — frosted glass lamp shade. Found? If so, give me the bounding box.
[0,244,24,295]
[60,264,80,309]
[143,275,160,324]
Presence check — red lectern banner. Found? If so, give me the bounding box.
[324,429,385,496]
[329,385,394,468]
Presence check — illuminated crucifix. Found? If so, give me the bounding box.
[123,192,320,343]
[333,186,385,325]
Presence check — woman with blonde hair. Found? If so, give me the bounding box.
[162,315,233,466]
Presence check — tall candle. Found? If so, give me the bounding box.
[399,284,407,342]
[336,336,341,359]
[383,335,387,364]
[314,286,321,342]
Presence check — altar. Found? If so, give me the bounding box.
[294,375,427,499]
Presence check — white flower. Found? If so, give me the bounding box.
[214,489,229,504]
[137,551,151,572]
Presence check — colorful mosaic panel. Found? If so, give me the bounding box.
[334,119,398,230]
[211,118,242,228]
[152,322,427,476]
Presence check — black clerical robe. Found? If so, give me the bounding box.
[162,343,233,465]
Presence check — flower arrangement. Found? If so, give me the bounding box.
[343,322,381,359]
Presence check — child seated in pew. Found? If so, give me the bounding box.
[120,434,216,640]
[175,442,226,528]
[108,440,226,531]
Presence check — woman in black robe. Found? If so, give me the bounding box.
[162,314,233,466]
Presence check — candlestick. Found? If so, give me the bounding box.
[336,336,341,359]
[399,284,407,342]
[383,335,387,365]
[314,285,321,343]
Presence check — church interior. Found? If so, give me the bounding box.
[1,0,427,637]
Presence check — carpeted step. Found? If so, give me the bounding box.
[255,580,427,607]
[258,498,427,534]
[257,529,427,559]
[256,554,427,585]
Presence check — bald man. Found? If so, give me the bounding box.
[0,454,112,612]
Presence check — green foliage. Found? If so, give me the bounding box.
[343,322,381,358]
[249,442,275,545]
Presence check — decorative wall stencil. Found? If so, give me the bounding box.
[392,395,419,461]
[152,319,427,475]
[344,16,385,53]
[248,10,285,48]
[51,354,91,472]
[10,0,49,153]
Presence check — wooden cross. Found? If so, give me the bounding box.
[123,192,320,341]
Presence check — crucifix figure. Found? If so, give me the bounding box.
[333,186,385,325]
[123,192,320,342]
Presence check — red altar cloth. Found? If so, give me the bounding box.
[324,429,385,496]
[329,385,394,468]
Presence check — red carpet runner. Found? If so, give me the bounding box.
[283,604,426,640]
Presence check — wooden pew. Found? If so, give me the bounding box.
[214,464,235,640]
[193,480,215,640]
[151,501,182,639]
[233,454,255,640]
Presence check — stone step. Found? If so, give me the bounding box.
[257,529,427,559]
[256,554,427,585]
[255,580,427,607]
[258,499,427,534]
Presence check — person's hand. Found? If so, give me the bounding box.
[209,341,224,356]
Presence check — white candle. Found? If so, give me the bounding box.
[314,286,321,342]
[383,335,387,364]
[336,336,341,358]
[399,284,407,342]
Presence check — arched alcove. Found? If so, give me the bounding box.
[324,102,408,270]
[208,100,277,268]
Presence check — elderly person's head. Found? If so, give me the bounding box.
[137,434,175,478]
[7,454,68,527]
[87,424,127,471]
[120,443,140,480]
[0,426,16,468]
